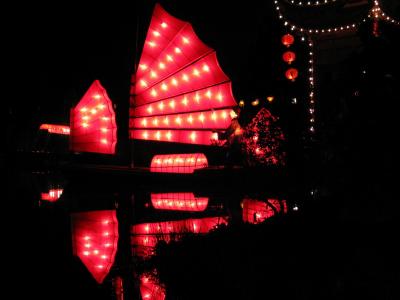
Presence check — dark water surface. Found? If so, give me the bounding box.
[12,166,399,300]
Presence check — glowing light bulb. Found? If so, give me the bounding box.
[182,74,189,81]
[182,97,188,106]
[93,250,99,255]
[193,68,200,76]
[140,80,147,87]
[175,116,182,125]
[84,236,90,240]
[83,251,90,256]
[159,62,165,69]
[139,64,148,70]
[195,93,200,103]
[217,93,223,102]
[143,131,149,139]
[98,104,105,109]
[206,90,212,98]
[147,106,153,114]
[150,70,157,78]
[101,255,107,259]
[161,22,167,28]
[153,30,160,37]
[101,128,108,133]
[175,47,181,54]
[151,89,157,97]
[211,112,217,120]
[169,100,175,108]
[82,122,89,128]
[148,41,156,47]
[199,114,205,122]
[155,131,161,140]
[91,108,97,114]
[158,102,164,110]
[190,132,196,141]
[161,83,168,91]
[82,115,89,120]
[101,139,107,144]
[171,78,178,86]
[163,117,169,125]
[152,118,159,126]
[166,131,172,140]
[187,115,193,123]
[166,54,173,61]
[182,36,189,44]
[202,64,210,72]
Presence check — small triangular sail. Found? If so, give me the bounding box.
[70,80,117,154]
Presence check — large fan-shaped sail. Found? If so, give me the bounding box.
[70,80,117,154]
[129,4,237,145]
[70,210,119,284]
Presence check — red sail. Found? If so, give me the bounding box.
[129,4,237,145]
[70,80,117,154]
[70,210,119,284]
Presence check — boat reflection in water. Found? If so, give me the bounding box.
[242,198,288,224]
[60,181,289,300]
[70,210,119,284]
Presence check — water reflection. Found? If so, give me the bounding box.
[41,188,64,202]
[242,198,287,224]
[150,192,208,211]
[70,210,119,283]
[28,169,291,299]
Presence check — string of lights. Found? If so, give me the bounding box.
[273,0,399,136]
[283,0,338,7]
[369,0,400,26]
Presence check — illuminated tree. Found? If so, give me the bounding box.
[241,108,286,166]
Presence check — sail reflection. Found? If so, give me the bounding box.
[151,192,208,211]
[131,216,227,258]
[70,210,119,283]
[242,198,287,224]
[41,188,63,202]
[140,274,166,300]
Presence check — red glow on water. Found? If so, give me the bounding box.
[151,192,208,211]
[242,198,287,224]
[70,210,118,283]
[39,124,70,135]
[131,216,227,258]
[70,80,117,154]
[40,189,63,202]
[140,275,165,300]
[150,153,208,173]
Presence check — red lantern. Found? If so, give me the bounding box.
[282,51,296,64]
[281,34,294,47]
[285,68,298,81]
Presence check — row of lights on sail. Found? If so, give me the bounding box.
[140,64,211,95]
[78,94,112,144]
[140,111,229,127]
[153,157,206,164]
[145,91,224,114]
[141,130,217,141]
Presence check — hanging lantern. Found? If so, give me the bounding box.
[281,34,294,47]
[282,51,296,64]
[285,68,298,81]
